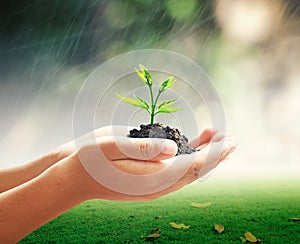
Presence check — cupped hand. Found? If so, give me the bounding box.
[56,126,220,160]
[67,126,235,202]
[54,126,136,161]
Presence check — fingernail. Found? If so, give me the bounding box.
[161,141,177,155]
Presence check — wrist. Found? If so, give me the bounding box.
[0,154,87,242]
[59,153,103,202]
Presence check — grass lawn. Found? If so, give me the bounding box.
[19,175,300,243]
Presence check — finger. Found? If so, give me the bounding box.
[97,136,178,161]
[190,127,218,148]
[111,159,168,175]
[197,138,236,176]
[164,138,236,186]
[60,126,135,161]
[129,138,236,200]
[196,132,226,150]
[197,139,236,180]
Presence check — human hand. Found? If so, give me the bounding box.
[0,126,234,243]
[0,128,133,193]
[55,126,220,163]
[64,126,235,202]
[54,126,136,162]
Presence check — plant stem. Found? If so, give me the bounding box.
[150,113,154,124]
[151,89,163,124]
[149,85,155,124]
[153,90,163,110]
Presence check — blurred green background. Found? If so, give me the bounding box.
[2,2,300,243]
[0,0,300,179]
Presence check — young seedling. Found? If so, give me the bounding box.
[116,65,182,124]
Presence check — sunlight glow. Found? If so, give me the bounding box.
[215,0,282,45]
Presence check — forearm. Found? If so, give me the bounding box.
[0,155,85,243]
[0,126,130,193]
[0,149,68,193]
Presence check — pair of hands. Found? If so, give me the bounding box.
[55,126,236,202]
[0,125,235,243]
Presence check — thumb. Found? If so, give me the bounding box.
[99,136,178,161]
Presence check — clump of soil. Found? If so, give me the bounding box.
[128,123,196,155]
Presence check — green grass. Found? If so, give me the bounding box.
[20,177,300,243]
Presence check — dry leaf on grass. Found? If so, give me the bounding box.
[289,217,300,222]
[142,233,161,241]
[141,228,161,241]
[151,228,161,234]
[169,222,190,229]
[214,224,224,234]
[191,202,212,208]
[245,231,261,243]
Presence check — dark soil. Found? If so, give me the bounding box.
[128,123,196,155]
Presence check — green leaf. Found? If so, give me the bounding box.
[116,94,149,110]
[136,96,150,110]
[158,107,183,113]
[144,70,152,86]
[139,64,146,72]
[138,64,152,85]
[135,68,147,84]
[160,76,175,91]
[158,99,178,109]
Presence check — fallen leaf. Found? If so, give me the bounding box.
[191,202,212,208]
[289,218,300,222]
[142,233,161,241]
[169,222,190,229]
[245,231,260,243]
[151,228,161,234]
[141,228,161,242]
[214,224,224,234]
